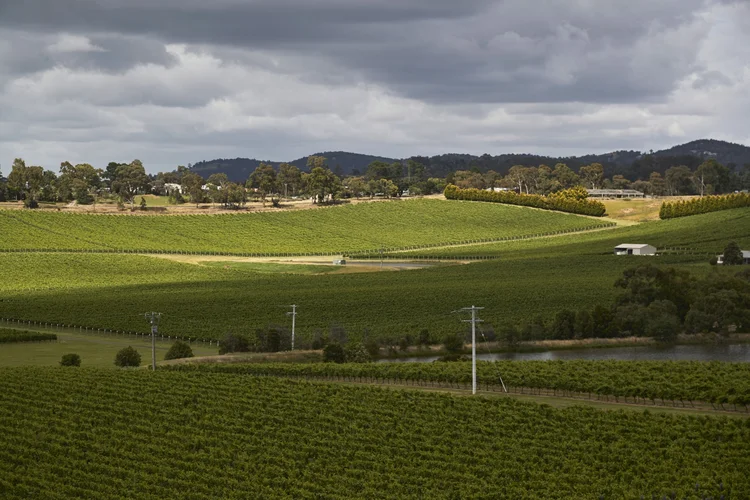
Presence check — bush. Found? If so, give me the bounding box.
[60,353,81,367]
[219,332,250,355]
[443,184,606,216]
[164,340,194,361]
[323,343,346,363]
[723,241,744,266]
[114,346,141,368]
[442,332,465,353]
[364,339,381,358]
[344,342,372,363]
[23,198,39,209]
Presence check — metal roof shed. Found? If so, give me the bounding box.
[614,244,656,256]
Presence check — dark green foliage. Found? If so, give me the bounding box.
[0,328,57,343]
[645,301,681,342]
[219,332,250,355]
[164,340,194,361]
[418,329,432,346]
[574,310,594,339]
[498,323,519,345]
[660,192,750,219]
[343,342,372,363]
[23,198,39,209]
[114,346,141,368]
[442,333,465,353]
[591,305,615,338]
[364,339,380,358]
[59,353,81,367]
[723,241,744,266]
[139,196,147,211]
[614,264,694,321]
[444,184,607,216]
[551,310,576,340]
[322,343,345,363]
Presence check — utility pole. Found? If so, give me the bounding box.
[144,312,162,371]
[460,306,484,395]
[286,305,297,351]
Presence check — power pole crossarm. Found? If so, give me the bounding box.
[459,306,484,395]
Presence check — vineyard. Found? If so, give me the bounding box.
[0,252,669,342]
[0,328,56,344]
[391,207,750,258]
[0,367,748,499]
[0,199,611,255]
[169,360,750,408]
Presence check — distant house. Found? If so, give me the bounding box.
[164,183,183,195]
[486,187,512,192]
[717,250,750,265]
[587,189,645,199]
[614,244,656,256]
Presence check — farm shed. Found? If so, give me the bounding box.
[717,250,750,265]
[587,189,645,198]
[614,244,656,256]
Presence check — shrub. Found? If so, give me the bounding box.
[344,342,372,363]
[323,343,346,363]
[164,340,194,361]
[722,241,744,266]
[443,184,606,216]
[659,192,750,219]
[60,353,81,367]
[442,332,465,353]
[219,332,250,355]
[23,198,39,209]
[114,346,141,368]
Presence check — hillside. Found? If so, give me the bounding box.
[0,200,610,254]
[190,151,398,182]
[189,139,750,181]
[1,207,747,342]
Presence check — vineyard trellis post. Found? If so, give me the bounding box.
[458,305,483,395]
[144,312,162,371]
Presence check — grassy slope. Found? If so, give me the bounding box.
[0,199,610,254]
[2,208,747,342]
[0,369,747,499]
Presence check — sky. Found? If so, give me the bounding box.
[1,0,749,174]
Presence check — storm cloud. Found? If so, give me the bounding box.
[0,0,748,172]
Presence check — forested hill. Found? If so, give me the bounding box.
[190,139,750,181]
[190,151,398,182]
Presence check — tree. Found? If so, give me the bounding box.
[278,163,302,198]
[306,155,327,170]
[574,310,594,339]
[164,340,194,361]
[344,342,372,363]
[442,332,464,353]
[722,242,744,266]
[323,343,346,363]
[180,172,205,207]
[645,300,681,342]
[578,163,604,189]
[60,353,81,367]
[649,172,666,196]
[219,332,250,354]
[114,346,141,367]
[551,163,580,190]
[692,159,730,196]
[498,323,519,345]
[665,166,693,195]
[112,160,149,209]
[224,182,247,209]
[306,166,341,204]
[551,310,576,339]
[206,173,230,206]
[247,164,278,206]
[611,175,631,190]
[615,265,694,321]
[344,176,367,198]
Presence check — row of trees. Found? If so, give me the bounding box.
[448,159,749,196]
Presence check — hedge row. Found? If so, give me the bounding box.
[0,328,57,343]
[660,192,750,219]
[443,185,607,216]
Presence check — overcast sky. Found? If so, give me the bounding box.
[1,0,749,173]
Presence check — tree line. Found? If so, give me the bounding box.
[2,154,748,209]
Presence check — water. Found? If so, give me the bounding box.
[380,343,750,363]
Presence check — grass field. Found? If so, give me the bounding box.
[0,199,612,254]
[0,327,217,368]
[0,368,747,499]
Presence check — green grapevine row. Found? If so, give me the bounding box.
[0,367,747,499]
[167,360,750,408]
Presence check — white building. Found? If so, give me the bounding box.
[164,183,183,194]
[717,250,750,265]
[614,244,657,256]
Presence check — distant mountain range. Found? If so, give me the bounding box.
[190,139,750,182]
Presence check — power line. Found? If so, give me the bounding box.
[457,306,483,395]
[144,312,162,371]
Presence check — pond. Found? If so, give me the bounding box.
[379,343,750,363]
